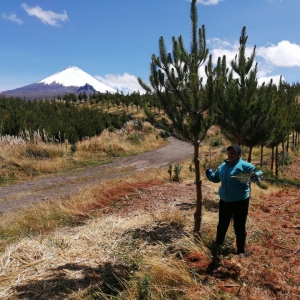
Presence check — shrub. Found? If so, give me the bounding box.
[25,144,50,159]
[159,131,170,138]
[70,144,77,153]
[209,137,223,147]
[173,164,182,182]
[46,147,64,159]
[136,119,144,131]
[143,125,153,134]
[104,144,125,157]
[281,151,293,166]
[168,164,173,180]
[167,163,182,182]
[126,133,145,146]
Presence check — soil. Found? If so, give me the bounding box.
[0,137,194,214]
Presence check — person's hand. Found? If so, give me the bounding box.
[250,173,259,182]
[206,168,213,178]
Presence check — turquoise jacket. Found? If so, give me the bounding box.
[207,158,262,202]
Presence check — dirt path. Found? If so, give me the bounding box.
[0,137,193,214]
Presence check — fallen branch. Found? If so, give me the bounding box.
[218,284,241,287]
[280,270,292,281]
[201,285,219,300]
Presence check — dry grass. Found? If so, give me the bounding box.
[0,168,167,251]
[1,164,299,299]
[0,121,166,185]
[0,127,299,299]
[77,123,164,159]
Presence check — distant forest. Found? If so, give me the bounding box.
[0,91,159,144]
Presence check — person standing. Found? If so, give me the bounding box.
[206,144,262,255]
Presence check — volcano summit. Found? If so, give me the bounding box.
[1,66,116,100]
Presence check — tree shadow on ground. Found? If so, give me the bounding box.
[14,224,187,299]
[205,241,241,280]
[174,198,219,212]
[203,198,219,212]
[126,222,185,244]
[14,262,129,300]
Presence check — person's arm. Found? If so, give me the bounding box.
[250,169,263,182]
[206,165,221,183]
[244,163,263,181]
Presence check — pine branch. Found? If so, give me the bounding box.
[230,173,254,185]
[231,172,300,189]
[261,177,300,189]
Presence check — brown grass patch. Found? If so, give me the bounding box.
[0,122,167,185]
[0,172,166,252]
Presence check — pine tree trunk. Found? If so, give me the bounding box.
[271,147,274,171]
[260,145,264,168]
[193,141,203,235]
[282,142,285,167]
[275,145,279,176]
[247,146,253,162]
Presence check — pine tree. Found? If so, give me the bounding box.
[243,81,277,162]
[266,79,299,175]
[138,0,215,235]
[216,27,269,152]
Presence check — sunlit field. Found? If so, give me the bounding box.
[0,125,299,299]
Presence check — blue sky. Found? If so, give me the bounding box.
[1,0,300,94]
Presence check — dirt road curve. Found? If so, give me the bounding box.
[0,137,193,214]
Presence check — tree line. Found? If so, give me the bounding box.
[0,96,132,144]
[138,21,300,173]
[62,90,163,113]
[138,0,300,234]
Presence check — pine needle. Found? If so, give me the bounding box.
[231,172,300,189]
[261,176,300,189]
[230,173,252,185]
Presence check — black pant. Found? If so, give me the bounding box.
[216,198,249,253]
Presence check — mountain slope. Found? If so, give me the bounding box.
[1,66,116,100]
[38,66,116,93]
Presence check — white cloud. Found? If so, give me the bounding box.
[95,73,144,94]
[21,3,68,27]
[97,39,300,94]
[208,38,232,49]
[209,39,255,68]
[196,0,223,5]
[185,0,223,5]
[256,60,274,78]
[257,75,283,86]
[265,0,286,3]
[1,13,23,25]
[257,41,300,67]
[0,83,19,92]
[207,38,299,84]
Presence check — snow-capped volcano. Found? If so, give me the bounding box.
[1,66,116,100]
[38,66,116,93]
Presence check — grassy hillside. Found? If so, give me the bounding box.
[0,119,166,185]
